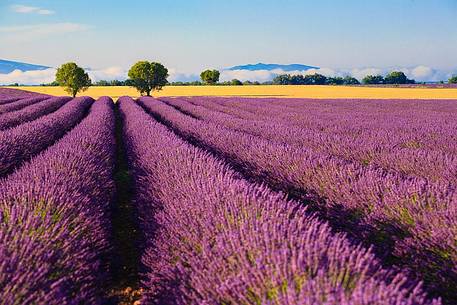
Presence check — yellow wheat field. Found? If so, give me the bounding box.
[10,85,457,99]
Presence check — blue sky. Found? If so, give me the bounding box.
[0,0,456,83]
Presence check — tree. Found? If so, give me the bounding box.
[200,69,220,85]
[384,71,414,84]
[327,77,344,85]
[448,75,457,84]
[343,76,360,85]
[273,74,292,85]
[55,63,91,97]
[308,73,327,85]
[124,79,136,87]
[128,61,169,96]
[230,79,243,86]
[362,75,384,85]
[273,74,327,85]
[95,80,110,86]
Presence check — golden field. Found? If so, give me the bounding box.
[10,85,457,99]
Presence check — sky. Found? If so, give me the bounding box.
[1,0,457,84]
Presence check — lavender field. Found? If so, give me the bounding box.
[0,88,456,305]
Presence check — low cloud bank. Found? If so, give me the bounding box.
[0,66,197,85]
[1,65,456,85]
[0,67,128,85]
[0,69,56,85]
[221,66,457,83]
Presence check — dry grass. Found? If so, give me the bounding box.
[9,85,457,99]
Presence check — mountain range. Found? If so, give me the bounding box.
[0,59,50,74]
[0,59,319,75]
[227,63,319,71]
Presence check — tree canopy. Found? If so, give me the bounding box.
[384,71,414,84]
[230,79,243,86]
[55,63,91,97]
[272,73,358,85]
[362,75,384,85]
[272,74,325,85]
[342,76,360,85]
[448,75,457,84]
[128,61,169,96]
[200,70,220,84]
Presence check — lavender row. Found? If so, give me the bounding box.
[119,96,439,305]
[139,97,457,302]
[239,98,456,156]
[0,97,21,105]
[0,96,72,131]
[0,97,93,177]
[0,96,50,114]
[191,97,457,156]
[163,97,447,182]
[0,97,116,304]
[179,97,457,182]
[0,88,47,103]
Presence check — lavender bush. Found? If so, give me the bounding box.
[0,97,116,304]
[170,97,457,183]
[0,96,93,177]
[0,97,21,105]
[120,96,439,305]
[0,88,47,104]
[0,96,71,130]
[0,96,50,114]
[139,97,457,302]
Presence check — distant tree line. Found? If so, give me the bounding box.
[39,63,457,97]
[94,79,135,86]
[362,71,415,85]
[272,71,417,85]
[272,74,360,85]
[168,79,262,86]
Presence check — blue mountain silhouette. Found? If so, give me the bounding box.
[227,63,318,71]
[0,59,50,74]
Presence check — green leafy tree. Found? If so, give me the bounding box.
[55,63,91,97]
[200,69,220,84]
[273,74,292,85]
[273,73,328,85]
[128,61,169,96]
[362,75,384,85]
[308,73,327,85]
[230,79,243,86]
[448,75,457,84]
[384,71,414,84]
[327,77,344,85]
[343,76,360,85]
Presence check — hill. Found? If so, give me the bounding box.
[227,63,319,71]
[0,59,50,74]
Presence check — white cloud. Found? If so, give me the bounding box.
[0,23,91,42]
[87,66,127,82]
[220,68,342,82]
[11,4,55,15]
[349,68,383,80]
[220,69,274,82]
[1,65,456,85]
[0,67,127,85]
[167,68,199,82]
[0,68,56,85]
[220,66,457,83]
[88,66,203,83]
